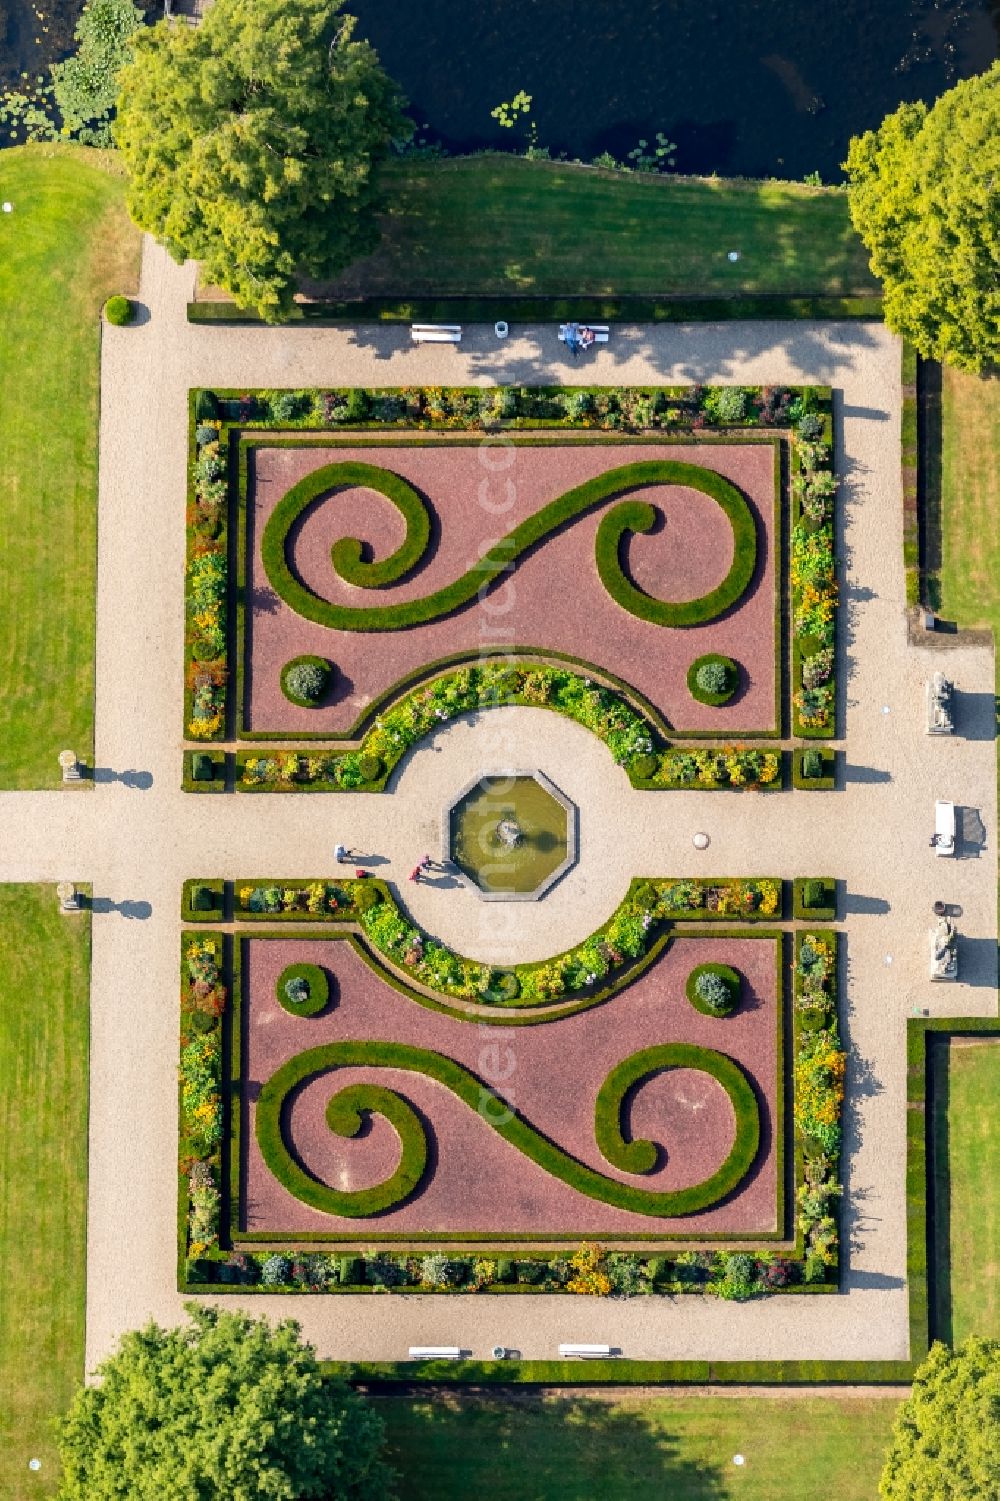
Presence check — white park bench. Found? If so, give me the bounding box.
[558,323,610,345]
[410,324,462,344]
[407,1346,462,1360]
[558,1343,614,1358]
[934,800,956,857]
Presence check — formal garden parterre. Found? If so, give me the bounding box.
[183,382,838,784]
[178,876,845,1299]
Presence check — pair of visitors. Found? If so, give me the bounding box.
[408,855,434,883]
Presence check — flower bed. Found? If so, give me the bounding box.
[234,662,783,793]
[178,932,227,1263]
[183,397,230,741]
[221,875,782,1013]
[792,930,844,1284]
[789,398,838,738]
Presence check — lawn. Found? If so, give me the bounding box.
[0,885,91,1499]
[0,145,139,788]
[379,1392,897,1501]
[323,155,876,300]
[940,364,1000,645]
[933,1039,1000,1344]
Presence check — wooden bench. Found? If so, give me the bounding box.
[558,1343,614,1358]
[407,1346,462,1360]
[410,324,462,344]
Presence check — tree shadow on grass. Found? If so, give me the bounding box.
[379,1391,727,1501]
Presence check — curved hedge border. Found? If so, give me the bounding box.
[276,962,330,1017]
[279,654,334,708]
[685,963,742,1018]
[595,1044,757,1190]
[261,459,757,633]
[686,654,739,707]
[255,1040,760,1218]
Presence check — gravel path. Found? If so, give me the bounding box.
[0,238,994,1371]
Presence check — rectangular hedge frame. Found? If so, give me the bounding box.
[176,900,836,1276]
[180,385,838,769]
[229,425,783,747]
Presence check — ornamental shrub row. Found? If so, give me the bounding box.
[198,382,813,435]
[793,930,844,1284]
[790,406,838,737]
[239,662,659,789]
[179,932,228,1259]
[186,1241,807,1299]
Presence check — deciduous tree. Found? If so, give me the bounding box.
[844,63,1000,371]
[57,1304,394,1499]
[113,0,407,321]
[879,1337,1000,1499]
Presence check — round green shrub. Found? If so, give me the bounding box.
[686,963,741,1017]
[191,884,216,913]
[495,971,521,1000]
[358,754,384,783]
[195,389,219,422]
[270,391,312,423]
[629,752,659,781]
[195,424,218,447]
[276,963,330,1017]
[260,1254,291,1286]
[104,295,132,326]
[687,653,739,706]
[280,655,333,707]
[353,882,382,913]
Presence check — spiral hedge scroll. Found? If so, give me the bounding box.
[255,1040,760,1218]
[260,460,757,633]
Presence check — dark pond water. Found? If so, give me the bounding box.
[2,1,996,179]
[351,0,999,180]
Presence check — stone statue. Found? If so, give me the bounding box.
[926,673,954,735]
[929,914,958,980]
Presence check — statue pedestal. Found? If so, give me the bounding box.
[58,750,82,782]
[56,882,81,913]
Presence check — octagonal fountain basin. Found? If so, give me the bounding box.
[445,771,577,902]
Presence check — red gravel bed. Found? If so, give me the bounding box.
[242,935,779,1238]
[244,441,777,736]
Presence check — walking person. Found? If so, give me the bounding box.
[408,865,422,884]
[335,843,352,864]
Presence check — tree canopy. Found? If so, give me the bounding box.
[844,63,1000,372]
[879,1337,1000,1500]
[56,1304,394,1500]
[113,0,408,321]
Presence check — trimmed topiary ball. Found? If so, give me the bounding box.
[358,754,384,783]
[629,752,659,781]
[276,962,330,1017]
[104,295,133,326]
[696,972,733,1010]
[687,654,739,706]
[696,661,731,696]
[281,655,333,707]
[686,962,741,1016]
[353,882,382,912]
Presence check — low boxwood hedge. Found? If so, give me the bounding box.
[256,1039,761,1219]
[791,747,836,790]
[686,653,740,706]
[262,459,757,633]
[276,961,331,1017]
[685,963,742,1017]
